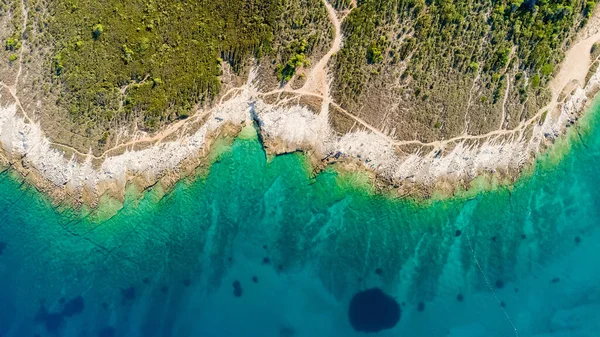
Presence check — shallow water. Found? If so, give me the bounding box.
[1,102,600,337]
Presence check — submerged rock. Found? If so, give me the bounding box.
[35,307,64,333]
[348,288,400,333]
[279,326,295,337]
[233,280,243,297]
[43,313,64,333]
[121,286,136,303]
[62,295,85,317]
[98,326,116,337]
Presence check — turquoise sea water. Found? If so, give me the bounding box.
[1,101,600,337]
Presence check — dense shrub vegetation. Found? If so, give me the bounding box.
[46,0,329,131]
[332,0,596,140]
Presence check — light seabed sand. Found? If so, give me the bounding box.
[1,48,600,202]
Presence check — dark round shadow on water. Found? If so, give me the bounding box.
[348,288,400,333]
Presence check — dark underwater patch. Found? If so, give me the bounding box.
[121,286,136,304]
[0,241,6,256]
[62,295,84,317]
[279,326,295,337]
[35,307,64,333]
[43,313,64,333]
[34,295,85,333]
[348,288,400,333]
[233,280,243,297]
[98,326,116,337]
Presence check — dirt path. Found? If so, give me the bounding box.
[299,0,357,119]
[300,0,346,98]
[500,76,511,130]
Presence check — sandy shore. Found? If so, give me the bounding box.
[1,12,600,205]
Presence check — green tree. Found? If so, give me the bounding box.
[367,43,383,64]
[468,62,479,72]
[121,45,134,64]
[530,75,541,88]
[5,38,17,51]
[276,53,310,82]
[92,24,104,39]
[541,64,553,77]
[586,1,596,17]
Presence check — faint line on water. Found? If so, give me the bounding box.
[465,231,520,337]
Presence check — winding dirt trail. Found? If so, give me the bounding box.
[300,0,348,98]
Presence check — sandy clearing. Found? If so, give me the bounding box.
[550,29,600,102]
